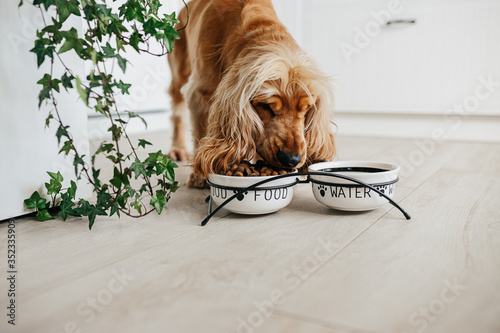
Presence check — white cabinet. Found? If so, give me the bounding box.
[273,0,500,141]
[301,0,500,115]
[0,3,92,220]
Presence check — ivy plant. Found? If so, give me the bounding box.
[21,0,186,229]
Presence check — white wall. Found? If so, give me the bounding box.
[0,3,92,220]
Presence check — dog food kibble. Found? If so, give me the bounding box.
[219,161,293,177]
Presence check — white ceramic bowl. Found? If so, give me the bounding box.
[308,161,399,211]
[208,173,297,215]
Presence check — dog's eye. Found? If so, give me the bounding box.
[257,103,275,116]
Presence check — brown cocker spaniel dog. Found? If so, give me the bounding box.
[168,0,336,188]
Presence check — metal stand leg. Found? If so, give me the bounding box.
[208,195,213,216]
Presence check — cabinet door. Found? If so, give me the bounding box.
[301,0,500,115]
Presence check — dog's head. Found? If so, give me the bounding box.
[251,84,316,169]
[192,44,336,176]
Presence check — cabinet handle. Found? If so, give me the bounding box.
[386,19,416,26]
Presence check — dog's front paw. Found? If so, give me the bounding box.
[188,172,209,189]
[168,147,191,162]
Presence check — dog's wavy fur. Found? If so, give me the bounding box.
[168,0,336,187]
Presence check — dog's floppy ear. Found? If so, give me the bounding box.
[191,64,263,177]
[304,91,336,164]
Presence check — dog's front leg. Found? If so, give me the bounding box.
[184,81,214,188]
[168,100,191,162]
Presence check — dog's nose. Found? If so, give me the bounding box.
[277,150,302,168]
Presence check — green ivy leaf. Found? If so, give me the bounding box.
[33,0,56,11]
[76,200,106,230]
[143,18,157,35]
[133,200,142,214]
[59,140,73,155]
[116,80,132,94]
[58,0,81,23]
[61,73,74,90]
[37,73,52,87]
[36,209,54,221]
[45,113,54,127]
[127,111,147,128]
[92,168,102,188]
[148,0,162,15]
[55,125,70,144]
[58,28,84,54]
[110,167,129,189]
[30,40,55,68]
[57,194,81,220]
[102,42,115,57]
[157,154,178,182]
[42,18,63,34]
[116,54,127,73]
[138,139,152,149]
[75,76,89,106]
[130,158,146,179]
[109,204,120,218]
[73,154,85,177]
[45,177,62,196]
[163,12,180,26]
[116,192,129,209]
[95,143,115,156]
[150,190,167,214]
[24,191,47,210]
[160,26,180,53]
[38,86,51,108]
[96,188,112,207]
[129,31,141,52]
[47,171,64,183]
[67,180,77,200]
[57,202,72,220]
[108,124,123,141]
[116,36,125,52]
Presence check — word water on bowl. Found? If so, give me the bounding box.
[208,173,297,215]
[308,161,400,211]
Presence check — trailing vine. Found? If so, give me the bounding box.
[21,0,185,229]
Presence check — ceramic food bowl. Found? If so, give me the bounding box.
[308,161,399,211]
[208,173,297,215]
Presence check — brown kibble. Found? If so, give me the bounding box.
[218,161,293,177]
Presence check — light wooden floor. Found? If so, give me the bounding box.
[1,133,499,333]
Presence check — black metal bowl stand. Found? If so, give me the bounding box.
[202,171,411,226]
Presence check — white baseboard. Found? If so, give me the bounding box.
[333,112,500,142]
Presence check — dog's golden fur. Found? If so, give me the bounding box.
[168,0,336,187]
